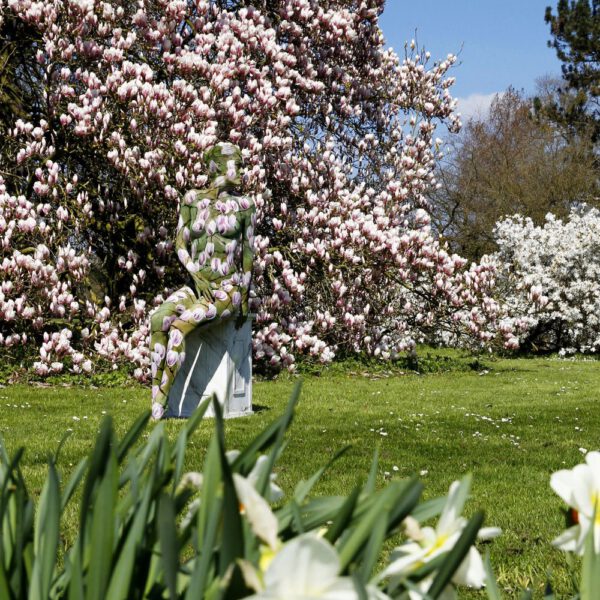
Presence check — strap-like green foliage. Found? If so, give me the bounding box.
[0,386,525,599]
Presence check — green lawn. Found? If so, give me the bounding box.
[2,356,599,597]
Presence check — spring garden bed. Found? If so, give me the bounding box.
[1,356,599,597]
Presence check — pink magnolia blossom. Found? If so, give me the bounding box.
[0,0,513,379]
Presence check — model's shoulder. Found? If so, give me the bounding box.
[183,188,217,204]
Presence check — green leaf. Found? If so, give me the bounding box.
[213,399,244,576]
[67,543,84,600]
[116,410,150,464]
[386,478,424,532]
[132,423,165,477]
[290,499,305,535]
[61,458,88,512]
[364,447,379,496]
[356,511,386,583]
[580,514,600,600]
[53,430,74,465]
[427,510,484,598]
[338,483,401,572]
[30,460,60,600]
[185,496,222,600]
[170,397,211,492]
[158,493,179,600]
[484,550,503,600]
[352,573,368,600]
[293,445,351,504]
[280,496,345,532]
[178,395,212,443]
[85,451,117,600]
[79,417,113,546]
[411,496,446,524]
[0,563,12,600]
[105,475,153,600]
[197,435,222,545]
[246,382,301,495]
[324,486,361,545]
[277,446,351,532]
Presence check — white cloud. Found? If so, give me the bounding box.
[456,92,503,121]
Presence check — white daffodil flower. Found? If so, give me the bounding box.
[379,479,500,594]
[227,450,285,502]
[550,450,600,554]
[178,453,284,549]
[233,473,280,551]
[243,533,390,599]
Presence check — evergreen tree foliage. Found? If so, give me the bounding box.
[545,0,600,139]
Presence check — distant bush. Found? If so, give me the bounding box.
[494,207,600,355]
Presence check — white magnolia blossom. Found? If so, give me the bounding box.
[378,479,500,596]
[551,450,600,554]
[243,533,389,600]
[492,206,600,353]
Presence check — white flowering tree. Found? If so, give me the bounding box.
[0,0,514,379]
[492,206,600,354]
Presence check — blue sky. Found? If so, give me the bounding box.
[379,1,564,118]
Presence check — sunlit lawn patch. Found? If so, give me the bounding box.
[1,355,599,597]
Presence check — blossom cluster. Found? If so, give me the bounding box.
[0,0,514,377]
[492,207,600,354]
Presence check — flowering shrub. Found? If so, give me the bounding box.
[492,207,600,354]
[0,0,514,379]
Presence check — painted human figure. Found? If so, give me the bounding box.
[150,142,255,419]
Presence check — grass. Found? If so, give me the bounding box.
[1,355,599,597]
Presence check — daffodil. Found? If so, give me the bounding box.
[233,473,280,551]
[243,533,390,599]
[226,450,284,502]
[551,450,600,554]
[378,478,500,595]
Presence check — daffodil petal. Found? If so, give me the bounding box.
[550,469,578,507]
[552,524,581,553]
[570,463,595,516]
[233,474,279,550]
[263,534,339,595]
[378,542,428,580]
[438,479,470,536]
[477,526,502,540]
[320,579,391,599]
[452,546,486,588]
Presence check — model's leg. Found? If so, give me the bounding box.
[149,287,195,418]
[154,287,243,416]
[169,288,238,335]
[153,287,201,406]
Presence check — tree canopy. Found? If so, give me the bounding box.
[545,0,600,139]
[430,87,598,261]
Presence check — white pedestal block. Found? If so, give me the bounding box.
[165,316,253,418]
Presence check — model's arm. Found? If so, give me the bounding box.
[176,192,213,301]
[240,201,256,315]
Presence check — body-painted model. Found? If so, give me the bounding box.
[149,143,255,419]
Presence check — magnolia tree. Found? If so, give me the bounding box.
[492,206,600,354]
[0,0,516,379]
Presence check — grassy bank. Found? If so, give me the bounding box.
[1,355,599,597]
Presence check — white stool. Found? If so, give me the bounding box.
[165,315,253,418]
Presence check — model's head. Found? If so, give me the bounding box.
[203,142,243,188]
